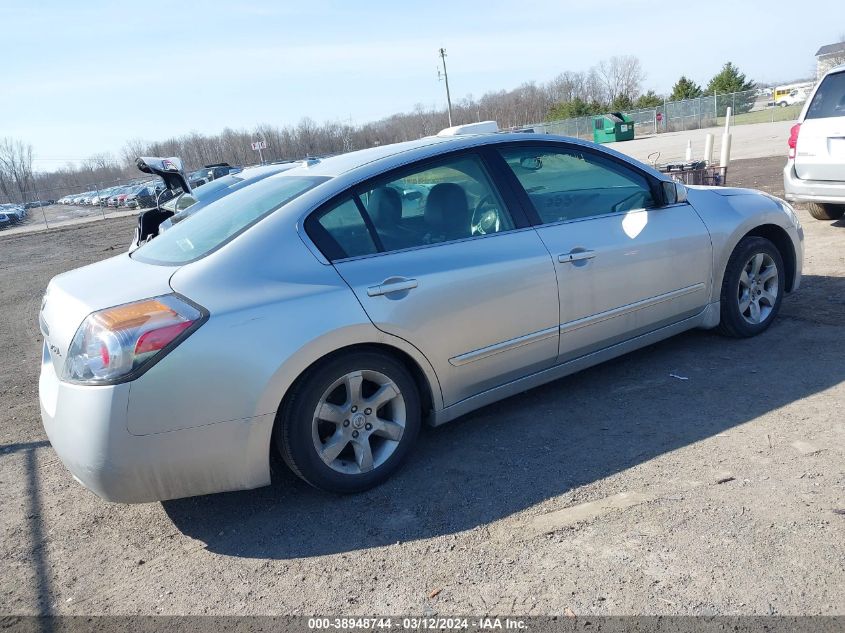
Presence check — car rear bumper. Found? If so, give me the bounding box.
[39,344,273,503]
[783,160,845,204]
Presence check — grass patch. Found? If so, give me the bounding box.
[718,105,802,126]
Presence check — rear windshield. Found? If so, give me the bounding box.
[806,71,845,119]
[132,175,327,265]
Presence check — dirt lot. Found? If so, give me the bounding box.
[0,156,843,617]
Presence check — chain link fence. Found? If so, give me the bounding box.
[0,174,165,235]
[525,87,808,140]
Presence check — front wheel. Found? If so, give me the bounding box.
[275,351,421,493]
[807,202,845,221]
[717,236,785,338]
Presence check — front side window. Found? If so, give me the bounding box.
[806,71,845,119]
[357,154,515,252]
[133,175,326,264]
[498,146,656,224]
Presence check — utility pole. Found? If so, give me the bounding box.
[438,47,453,127]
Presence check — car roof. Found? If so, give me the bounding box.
[263,132,666,183]
[274,136,455,178]
[237,163,296,180]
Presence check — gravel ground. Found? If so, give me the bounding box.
[0,156,843,617]
[607,120,795,164]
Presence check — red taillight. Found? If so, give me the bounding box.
[135,321,193,356]
[788,123,801,159]
[63,295,204,384]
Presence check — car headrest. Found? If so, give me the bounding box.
[425,183,469,238]
[367,187,402,227]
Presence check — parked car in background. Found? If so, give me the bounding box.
[106,187,131,207]
[90,190,113,207]
[195,162,242,182]
[124,184,163,209]
[40,127,803,502]
[784,64,845,220]
[0,203,26,223]
[772,82,813,107]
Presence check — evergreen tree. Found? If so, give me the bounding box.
[610,94,633,112]
[669,76,703,101]
[634,90,663,108]
[706,62,754,94]
[706,62,755,114]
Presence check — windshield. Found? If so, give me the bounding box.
[132,175,327,265]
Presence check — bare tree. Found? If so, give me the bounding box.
[825,34,845,68]
[0,138,35,203]
[595,55,645,103]
[15,52,660,202]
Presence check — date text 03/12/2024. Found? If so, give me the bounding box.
[307,617,528,630]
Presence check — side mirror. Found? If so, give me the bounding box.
[404,190,422,202]
[136,156,192,196]
[662,181,688,205]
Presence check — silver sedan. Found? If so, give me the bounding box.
[39,132,804,502]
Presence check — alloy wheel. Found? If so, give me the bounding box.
[737,252,779,325]
[311,370,406,475]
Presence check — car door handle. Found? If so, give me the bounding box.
[366,278,418,297]
[558,250,596,263]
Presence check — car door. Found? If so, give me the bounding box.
[305,152,560,406]
[795,69,845,181]
[492,143,713,363]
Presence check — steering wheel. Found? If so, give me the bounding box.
[471,194,502,235]
[611,190,647,213]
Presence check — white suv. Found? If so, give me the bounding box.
[783,64,845,220]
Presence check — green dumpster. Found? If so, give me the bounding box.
[592,112,635,143]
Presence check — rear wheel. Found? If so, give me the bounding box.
[717,236,785,338]
[807,202,845,221]
[275,351,421,493]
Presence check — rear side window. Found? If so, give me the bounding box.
[306,153,517,260]
[357,154,515,252]
[806,72,845,119]
[314,198,378,259]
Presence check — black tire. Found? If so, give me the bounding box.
[717,236,785,338]
[807,202,845,221]
[275,350,421,494]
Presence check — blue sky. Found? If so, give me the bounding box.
[1,0,841,170]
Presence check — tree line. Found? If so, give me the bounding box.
[1,57,764,203]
